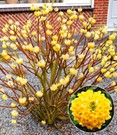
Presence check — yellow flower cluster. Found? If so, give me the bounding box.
[70,89,112,130]
[16,76,27,85]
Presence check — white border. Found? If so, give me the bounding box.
[108,28,117,31]
[0,1,93,9]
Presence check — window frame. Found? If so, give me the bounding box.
[0,0,94,9]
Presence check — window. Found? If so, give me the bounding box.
[0,0,93,8]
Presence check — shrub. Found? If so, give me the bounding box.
[0,4,117,127]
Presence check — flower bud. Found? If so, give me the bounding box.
[46,30,52,36]
[68,89,74,94]
[62,54,69,60]
[41,120,46,125]
[53,44,61,52]
[33,46,40,53]
[50,84,58,91]
[85,32,91,38]
[79,15,84,21]
[11,119,17,124]
[89,67,94,73]
[111,81,116,86]
[78,7,82,12]
[2,94,8,100]
[37,60,46,68]
[19,97,27,106]
[6,74,12,80]
[16,58,23,65]
[70,68,77,75]
[97,77,102,82]
[36,91,43,97]
[10,36,16,41]
[11,110,19,117]
[11,103,16,108]
[88,42,95,49]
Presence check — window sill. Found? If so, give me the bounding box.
[0,3,93,13]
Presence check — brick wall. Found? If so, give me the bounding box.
[0,1,110,38]
[0,10,92,38]
[94,0,109,28]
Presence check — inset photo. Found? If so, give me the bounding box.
[68,86,114,132]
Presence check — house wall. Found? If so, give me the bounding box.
[0,1,109,38]
[94,0,109,28]
[0,10,92,38]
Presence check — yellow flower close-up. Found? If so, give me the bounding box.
[70,89,112,130]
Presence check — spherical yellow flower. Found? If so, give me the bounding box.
[89,17,96,24]
[41,120,46,125]
[68,89,74,94]
[60,76,70,85]
[11,110,19,117]
[4,55,10,60]
[70,89,112,130]
[33,46,40,53]
[101,68,107,73]
[2,94,8,100]
[52,35,58,41]
[46,30,52,36]
[34,11,41,17]
[80,29,87,34]
[70,14,77,20]
[88,42,95,49]
[94,34,99,40]
[97,77,102,82]
[82,21,87,28]
[62,54,69,60]
[58,11,64,16]
[78,54,84,59]
[51,40,57,46]
[29,97,34,102]
[109,67,115,72]
[89,67,94,73]
[11,119,17,124]
[16,58,23,65]
[68,46,74,52]
[36,91,43,97]
[104,71,111,78]
[53,44,61,52]
[19,97,27,106]
[11,103,16,108]
[64,39,71,46]
[6,74,12,80]
[37,60,46,68]
[70,68,77,75]
[26,44,34,52]
[97,54,102,59]
[1,50,8,57]
[111,81,116,86]
[54,7,59,12]
[46,23,52,29]
[10,43,17,50]
[79,15,84,20]
[10,36,16,41]
[78,7,82,12]
[67,20,73,26]
[50,84,58,91]
[67,9,72,15]
[85,32,91,38]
